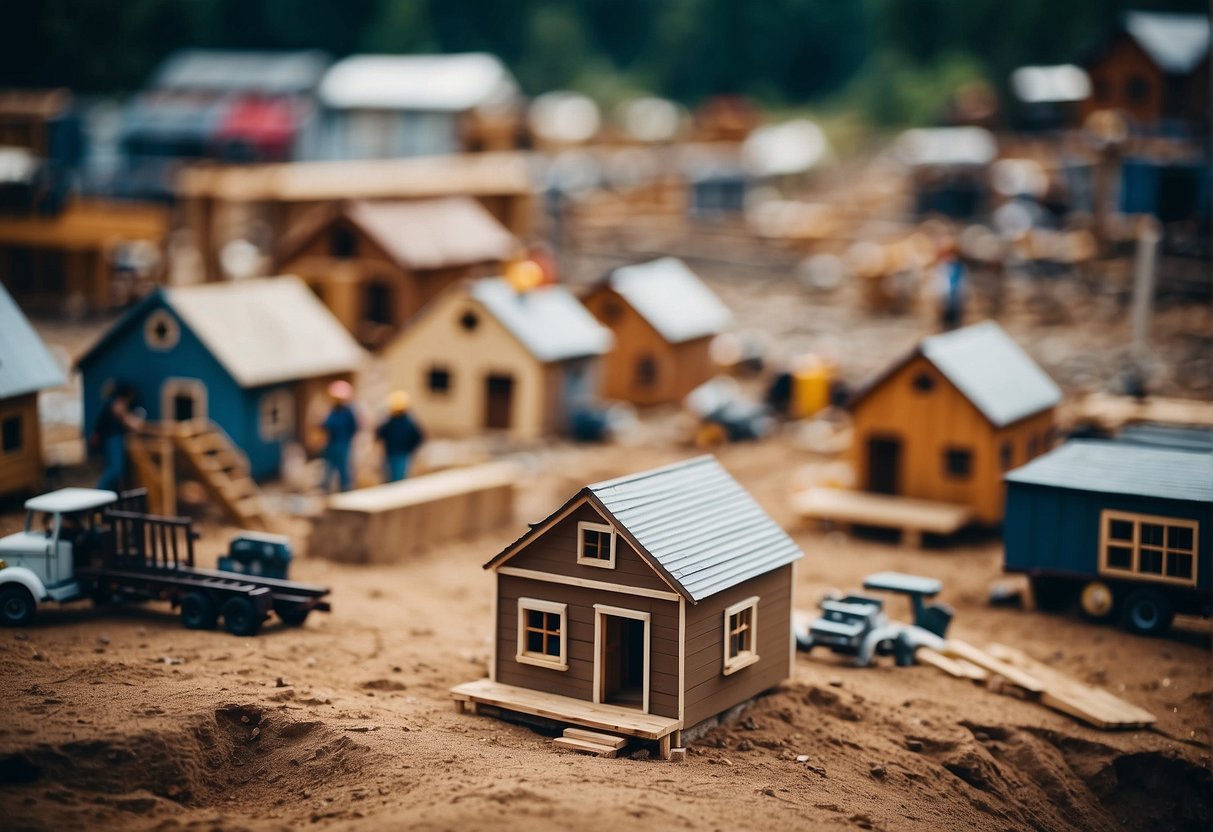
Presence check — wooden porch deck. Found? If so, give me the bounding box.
[450,678,681,741]
[791,487,972,546]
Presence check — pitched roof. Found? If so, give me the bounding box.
[486,456,804,603]
[319,53,518,112]
[151,49,330,95]
[0,282,64,399]
[471,278,612,363]
[1005,440,1213,503]
[77,277,365,388]
[1123,12,1209,75]
[348,198,517,270]
[605,258,732,344]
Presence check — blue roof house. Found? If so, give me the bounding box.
[76,276,365,480]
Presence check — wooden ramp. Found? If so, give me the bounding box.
[791,488,972,546]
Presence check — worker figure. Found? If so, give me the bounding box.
[93,383,144,491]
[934,240,968,331]
[320,380,359,493]
[376,390,425,482]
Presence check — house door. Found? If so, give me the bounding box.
[596,608,648,712]
[484,374,514,430]
[161,379,207,429]
[867,436,901,495]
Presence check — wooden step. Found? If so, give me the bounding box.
[562,727,627,749]
[552,736,618,758]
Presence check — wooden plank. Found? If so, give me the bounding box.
[553,736,618,758]
[985,644,1155,729]
[941,640,1045,694]
[916,647,989,681]
[562,727,627,749]
[790,488,972,534]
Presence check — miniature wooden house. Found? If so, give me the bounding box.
[452,455,802,755]
[0,283,65,498]
[275,197,517,349]
[381,278,612,440]
[849,321,1061,525]
[582,258,731,406]
[76,276,364,480]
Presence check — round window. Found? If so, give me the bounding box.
[144,309,180,351]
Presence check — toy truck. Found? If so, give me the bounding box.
[0,488,330,636]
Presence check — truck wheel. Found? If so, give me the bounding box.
[1121,589,1173,637]
[0,586,36,626]
[222,597,263,637]
[1030,577,1074,612]
[181,592,219,630]
[1079,581,1116,622]
[274,602,310,627]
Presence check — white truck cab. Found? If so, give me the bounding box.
[0,488,119,624]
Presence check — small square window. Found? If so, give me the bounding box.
[634,356,658,388]
[723,597,760,675]
[999,441,1013,471]
[577,521,616,568]
[1,415,22,453]
[1139,548,1164,574]
[944,447,972,479]
[427,367,452,394]
[1109,520,1134,541]
[1166,552,1193,580]
[1167,526,1194,551]
[459,311,480,332]
[1140,523,1164,547]
[912,372,935,393]
[516,598,567,670]
[1106,545,1133,570]
[1027,436,1040,459]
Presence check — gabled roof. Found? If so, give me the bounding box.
[1123,12,1209,75]
[0,283,64,399]
[471,279,612,363]
[319,53,518,112]
[1005,440,1213,504]
[604,258,732,344]
[151,49,330,95]
[77,277,365,388]
[278,197,517,272]
[486,456,804,603]
[852,321,1061,428]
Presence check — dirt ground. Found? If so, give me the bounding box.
[0,434,1209,832]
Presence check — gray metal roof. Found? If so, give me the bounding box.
[588,455,803,602]
[26,488,118,514]
[607,258,732,344]
[1005,440,1213,504]
[920,321,1061,427]
[472,278,613,363]
[152,49,330,95]
[1124,12,1209,75]
[1117,423,1213,454]
[0,283,65,399]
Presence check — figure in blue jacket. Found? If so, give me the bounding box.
[376,390,425,482]
[321,380,359,493]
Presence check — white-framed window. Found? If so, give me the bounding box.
[1100,510,1198,587]
[577,521,616,568]
[516,597,568,671]
[722,596,760,675]
[259,388,295,442]
[144,309,180,351]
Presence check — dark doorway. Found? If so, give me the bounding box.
[363,281,394,326]
[484,374,514,430]
[172,393,196,422]
[867,436,901,494]
[601,614,645,709]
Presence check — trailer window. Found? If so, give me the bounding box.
[1099,510,1198,587]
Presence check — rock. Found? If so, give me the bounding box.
[276,677,291,688]
[740,716,757,730]
[737,738,753,752]
[98,636,110,645]
[762,787,776,797]
[828,679,843,688]
[713,736,727,749]
[630,749,650,761]
[906,739,924,753]
[14,633,28,641]
[795,754,810,763]
[973,731,990,743]
[870,764,886,779]
[806,764,827,777]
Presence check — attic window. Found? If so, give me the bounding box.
[516,598,568,671]
[634,355,658,389]
[577,521,616,568]
[144,309,180,351]
[459,311,480,332]
[723,596,760,675]
[330,225,357,259]
[912,372,935,393]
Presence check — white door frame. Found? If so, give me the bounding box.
[592,603,651,714]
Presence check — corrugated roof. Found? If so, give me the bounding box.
[1116,423,1213,454]
[1005,440,1213,503]
[162,276,365,387]
[348,198,517,270]
[588,456,804,602]
[919,321,1061,427]
[0,283,65,399]
[1124,12,1209,75]
[319,53,518,112]
[152,49,330,95]
[607,258,732,344]
[472,279,612,363]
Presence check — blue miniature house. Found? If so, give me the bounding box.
[76,276,365,480]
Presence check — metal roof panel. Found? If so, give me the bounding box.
[1004,440,1213,503]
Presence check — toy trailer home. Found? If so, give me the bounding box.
[76,276,364,482]
[274,197,518,349]
[381,277,612,441]
[451,456,802,758]
[0,283,65,498]
[1004,440,1211,636]
[582,258,732,406]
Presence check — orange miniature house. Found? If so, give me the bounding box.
[849,321,1061,525]
[582,258,731,406]
[451,456,802,756]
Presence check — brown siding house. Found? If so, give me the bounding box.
[452,456,803,757]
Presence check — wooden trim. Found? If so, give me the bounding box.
[486,492,595,568]
[489,574,498,682]
[516,597,568,671]
[143,308,180,351]
[788,562,797,680]
[722,596,760,676]
[593,603,651,714]
[160,377,208,431]
[496,566,681,601]
[1098,509,1199,588]
[576,520,617,569]
[678,595,686,723]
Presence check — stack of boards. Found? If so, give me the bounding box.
[917,640,1156,730]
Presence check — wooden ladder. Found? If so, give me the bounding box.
[171,420,274,531]
[125,432,176,516]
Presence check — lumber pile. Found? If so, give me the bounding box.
[920,639,1155,730]
[310,462,519,564]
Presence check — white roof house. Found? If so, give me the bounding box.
[319,53,519,113]
[0,283,64,400]
[604,258,732,344]
[1123,12,1210,75]
[471,279,613,363]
